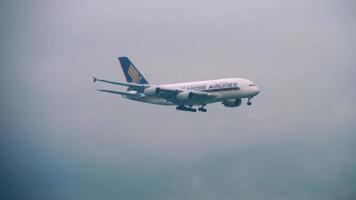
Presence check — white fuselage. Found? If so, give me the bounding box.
[129,78,260,106]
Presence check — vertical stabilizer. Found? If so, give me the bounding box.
[118,57,149,84]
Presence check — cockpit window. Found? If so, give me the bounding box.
[248,84,256,86]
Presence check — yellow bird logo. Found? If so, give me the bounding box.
[127,65,141,83]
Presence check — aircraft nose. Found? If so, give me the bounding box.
[254,86,260,96]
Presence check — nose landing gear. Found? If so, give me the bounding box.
[247,98,252,106]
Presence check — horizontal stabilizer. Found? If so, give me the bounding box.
[96,89,143,98]
[93,77,149,91]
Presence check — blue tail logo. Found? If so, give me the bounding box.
[118,57,149,84]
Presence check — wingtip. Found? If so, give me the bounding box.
[93,77,97,83]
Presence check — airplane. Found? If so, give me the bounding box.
[93,57,260,112]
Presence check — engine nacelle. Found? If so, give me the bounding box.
[176,91,194,102]
[143,87,161,97]
[222,99,242,107]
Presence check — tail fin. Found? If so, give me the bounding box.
[118,57,149,84]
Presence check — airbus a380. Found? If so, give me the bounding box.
[93,57,260,112]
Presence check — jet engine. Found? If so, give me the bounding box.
[143,87,161,96]
[176,91,194,102]
[222,99,242,107]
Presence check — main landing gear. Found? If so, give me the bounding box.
[198,105,207,112]
[176,105,196,112]
[176,105,207,112]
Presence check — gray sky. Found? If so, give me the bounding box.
[1,0,356,199]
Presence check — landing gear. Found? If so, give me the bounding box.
[176,105,207,112]
[176,105,196,112]
[247,98,252,106]
[198,106,207,112]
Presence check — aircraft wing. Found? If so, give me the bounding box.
[96,89,143,98]
[156,87,182,101]
[157,88,217,103]
[183,90,218,101]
